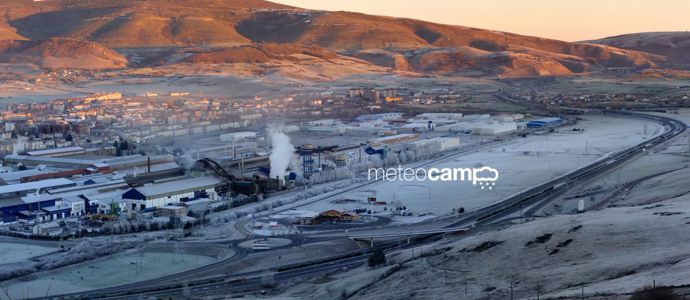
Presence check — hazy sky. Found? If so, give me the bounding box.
[272,0,690,41]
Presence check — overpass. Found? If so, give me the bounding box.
[347,226,472,246]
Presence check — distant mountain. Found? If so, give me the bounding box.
[0,0,675,77]
[587,32,690,68]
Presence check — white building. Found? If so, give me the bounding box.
[355,112,403,122]
[416,113,463,120]
[220,131,257,143]
[472,122,518,136]
[122,176,222,211]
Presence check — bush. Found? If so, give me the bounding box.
[630,286,679,300]
[368,248,386,268]
[260,274,276,288]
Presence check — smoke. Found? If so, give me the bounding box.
[268,125,296,179]
[12,136,26,155]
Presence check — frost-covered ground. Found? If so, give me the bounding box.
[0,242,56,263]
[293,115,659,218]
[0,249,218,299]
[273,111,690,300]
[541,109,690,214]
[281,193,690,300]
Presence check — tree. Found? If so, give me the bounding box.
[260,274,275,288]
[630,286,680,300]
[368,248,386,268]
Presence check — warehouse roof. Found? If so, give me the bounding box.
[0,169,53,184]
[26,146,85,156]
[0,178,75,196]
[128,176,222,199]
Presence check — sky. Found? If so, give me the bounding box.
[271,0,690,41]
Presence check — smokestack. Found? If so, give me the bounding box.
[276,176,282,190]
[147,156,151,173]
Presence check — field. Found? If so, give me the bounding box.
[292,115,660,218]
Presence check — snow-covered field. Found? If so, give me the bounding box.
[290,193,690,300]
[0,242,56,263]
[541,109,690,214]
[0,250,218,299]
[294,116,660,218]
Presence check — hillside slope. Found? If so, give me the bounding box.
[588,32,690,68]
[0,0,671,77]
[281,195,690,299]
[0,37,127,69]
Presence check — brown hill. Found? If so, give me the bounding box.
[0,37,127,69]
[6,0,289,47]
[587,32,690,68]
[0,0,671,77]
[0,23,26,41]
[185,43,340,64]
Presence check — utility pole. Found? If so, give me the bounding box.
[581,284,584,300]
[464,279,468,295]
[687,133,690,161]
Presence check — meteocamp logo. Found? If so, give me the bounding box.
[368,165,500,190]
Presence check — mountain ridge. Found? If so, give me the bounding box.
[0,0,681,78]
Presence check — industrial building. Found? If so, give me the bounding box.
[25,146,87,157]
[367,134,418,146]
[219,131,257,143]
[3,154,174,171]
[527,117,563,128]
[355,113,403,122]
[121,176,222,211]
[415,113,464,120]
[472,122,519,135]
[0,178,75,199]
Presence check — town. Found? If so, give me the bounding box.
[0,88,566,238]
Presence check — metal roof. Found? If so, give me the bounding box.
[0,178,75,195]
[130,176,222,199]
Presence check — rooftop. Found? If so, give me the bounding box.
[26,146,85,156]
[132,176,222,198]
[0,178,75,196]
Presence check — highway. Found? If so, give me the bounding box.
[41,110,687,299]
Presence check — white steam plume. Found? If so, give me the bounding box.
[268,125,295,180]
[12,136,26,155]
